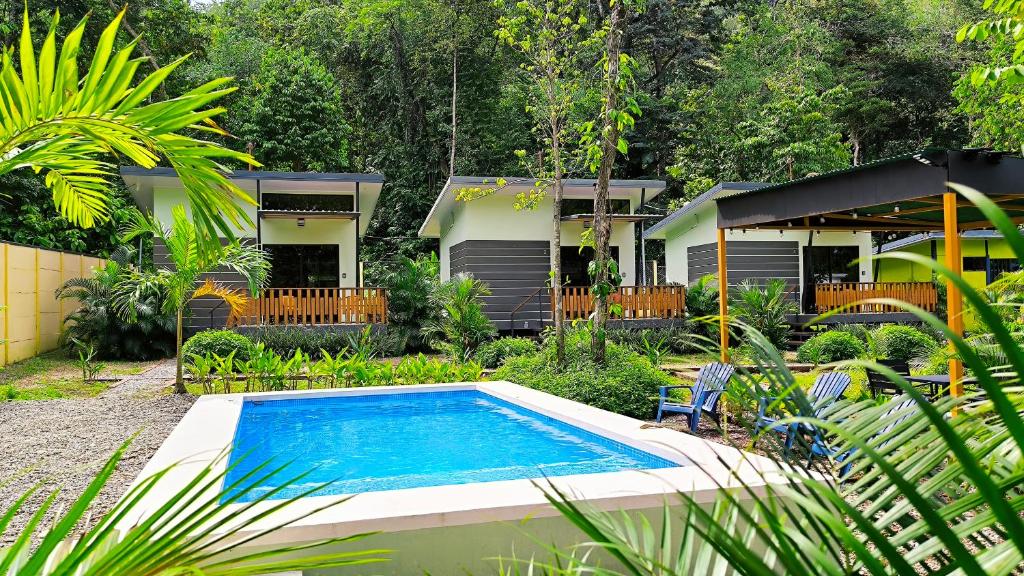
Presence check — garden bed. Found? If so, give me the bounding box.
[0,352,160,401]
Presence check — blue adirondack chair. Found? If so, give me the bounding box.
[811,395,918,478]
[755,371,852,451]
[656,362,734,433]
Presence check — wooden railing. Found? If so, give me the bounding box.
[556,285,686,321]
[227,287,388,326]
[814,282,937,314]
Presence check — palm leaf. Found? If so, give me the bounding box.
[0,8,260,252]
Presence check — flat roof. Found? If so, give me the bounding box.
[120,166,385,235]
[643,182,766,240]
[880,230,1008,252]
[120,166,384,183]
[714,149,1024,231]
[418,176,667,238]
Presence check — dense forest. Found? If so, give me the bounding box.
[0,0,1015,263]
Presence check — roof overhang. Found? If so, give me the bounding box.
[714,149,1024,232]
[880,230,1011,252]
[418,176,667,238]
[561,213,662,223]
[258,210,361,220]
[120,167,385,235]
[643,182,766,240]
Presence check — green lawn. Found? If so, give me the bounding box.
[0,352,156,401]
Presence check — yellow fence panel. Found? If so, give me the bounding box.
[0,242,106,367]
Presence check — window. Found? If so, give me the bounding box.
[561,199,630,216]
[963,257,1020,278]
[560,246,620,287]
[805,246,859,283]
[261,193,354,212]
[264,244,340,288]
[963,257,987,272]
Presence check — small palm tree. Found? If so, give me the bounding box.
[423,274,497,362]
[730,278,798,351]
[0,9,258,252]
[120,207,270,392]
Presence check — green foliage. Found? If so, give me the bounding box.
[0,440,387,574]
[232,47,350,172]
[187,347,483,394]
[796,330,866,364]
[473,337,538,369]
[182,330,254,364]
[730,278,797,352]
[423,273,497,361]
[0,174,137,256]
[528,186,1024,575]
[73,342,106,382]
[57,247,175,361]
[685,274,721,343]
[119,206,271,391]
[0,8,258,250]
[870,324,939,362]
[374,253,440,352]
[495,327,673,419]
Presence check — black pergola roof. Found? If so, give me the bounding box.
[715,149,1024,231]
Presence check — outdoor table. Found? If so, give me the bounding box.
[904,375,968,399]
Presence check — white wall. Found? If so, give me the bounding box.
[153,186,360,287]
[152,185,258,238]
[261,218,360,288]
[662,204,873,288]
[438,194,638,284]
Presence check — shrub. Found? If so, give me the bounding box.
[182,330,254,363]
[730,278,798,351]
[494,328,673,419]
[57,247,175,360]
[871,324,938,362]
[474,337,538,368]
[245,326,406,359]
[605,326,699,355]
[797,331,866,364]
[686,275,721,343]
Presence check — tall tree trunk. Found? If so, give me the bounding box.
[591,0,626,364]
[175,308,185,394]
[449,0,458,177]
[551,116,565,368]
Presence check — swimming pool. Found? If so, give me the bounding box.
[226,390,678,501]
[133,382,788,574]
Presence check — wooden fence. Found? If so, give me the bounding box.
[814,282,938,314]
[227,287,388,327]
[0,242,106,366]
[556,285,686,321]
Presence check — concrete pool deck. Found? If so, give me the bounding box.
[125,381,796,572]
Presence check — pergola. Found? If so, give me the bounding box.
[711,148,1024,397]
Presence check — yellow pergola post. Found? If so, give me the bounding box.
[717,228,729,364]
[943,192,964,398]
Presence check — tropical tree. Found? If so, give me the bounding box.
[584,0,640,364]
[0,9,258,253]
[489,0,597,368]
[730,278,798,352]
[119,206,270,392]
[0,440,387,574]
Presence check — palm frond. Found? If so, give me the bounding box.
[0,8,259,250]
[192,279,250,317]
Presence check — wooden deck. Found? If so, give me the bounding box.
[227,287,388,327]
[556,285,686,321]
[814,282,937,314]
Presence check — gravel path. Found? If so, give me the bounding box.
[0,359,193,544]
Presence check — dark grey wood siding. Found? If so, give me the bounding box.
[153,238,254,334]
[687,240,799,292]
[450,240,551,330]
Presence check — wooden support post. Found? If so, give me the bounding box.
[717,228,729,364]
[943,192,964,399]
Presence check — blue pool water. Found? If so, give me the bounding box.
[224,390,679,502]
